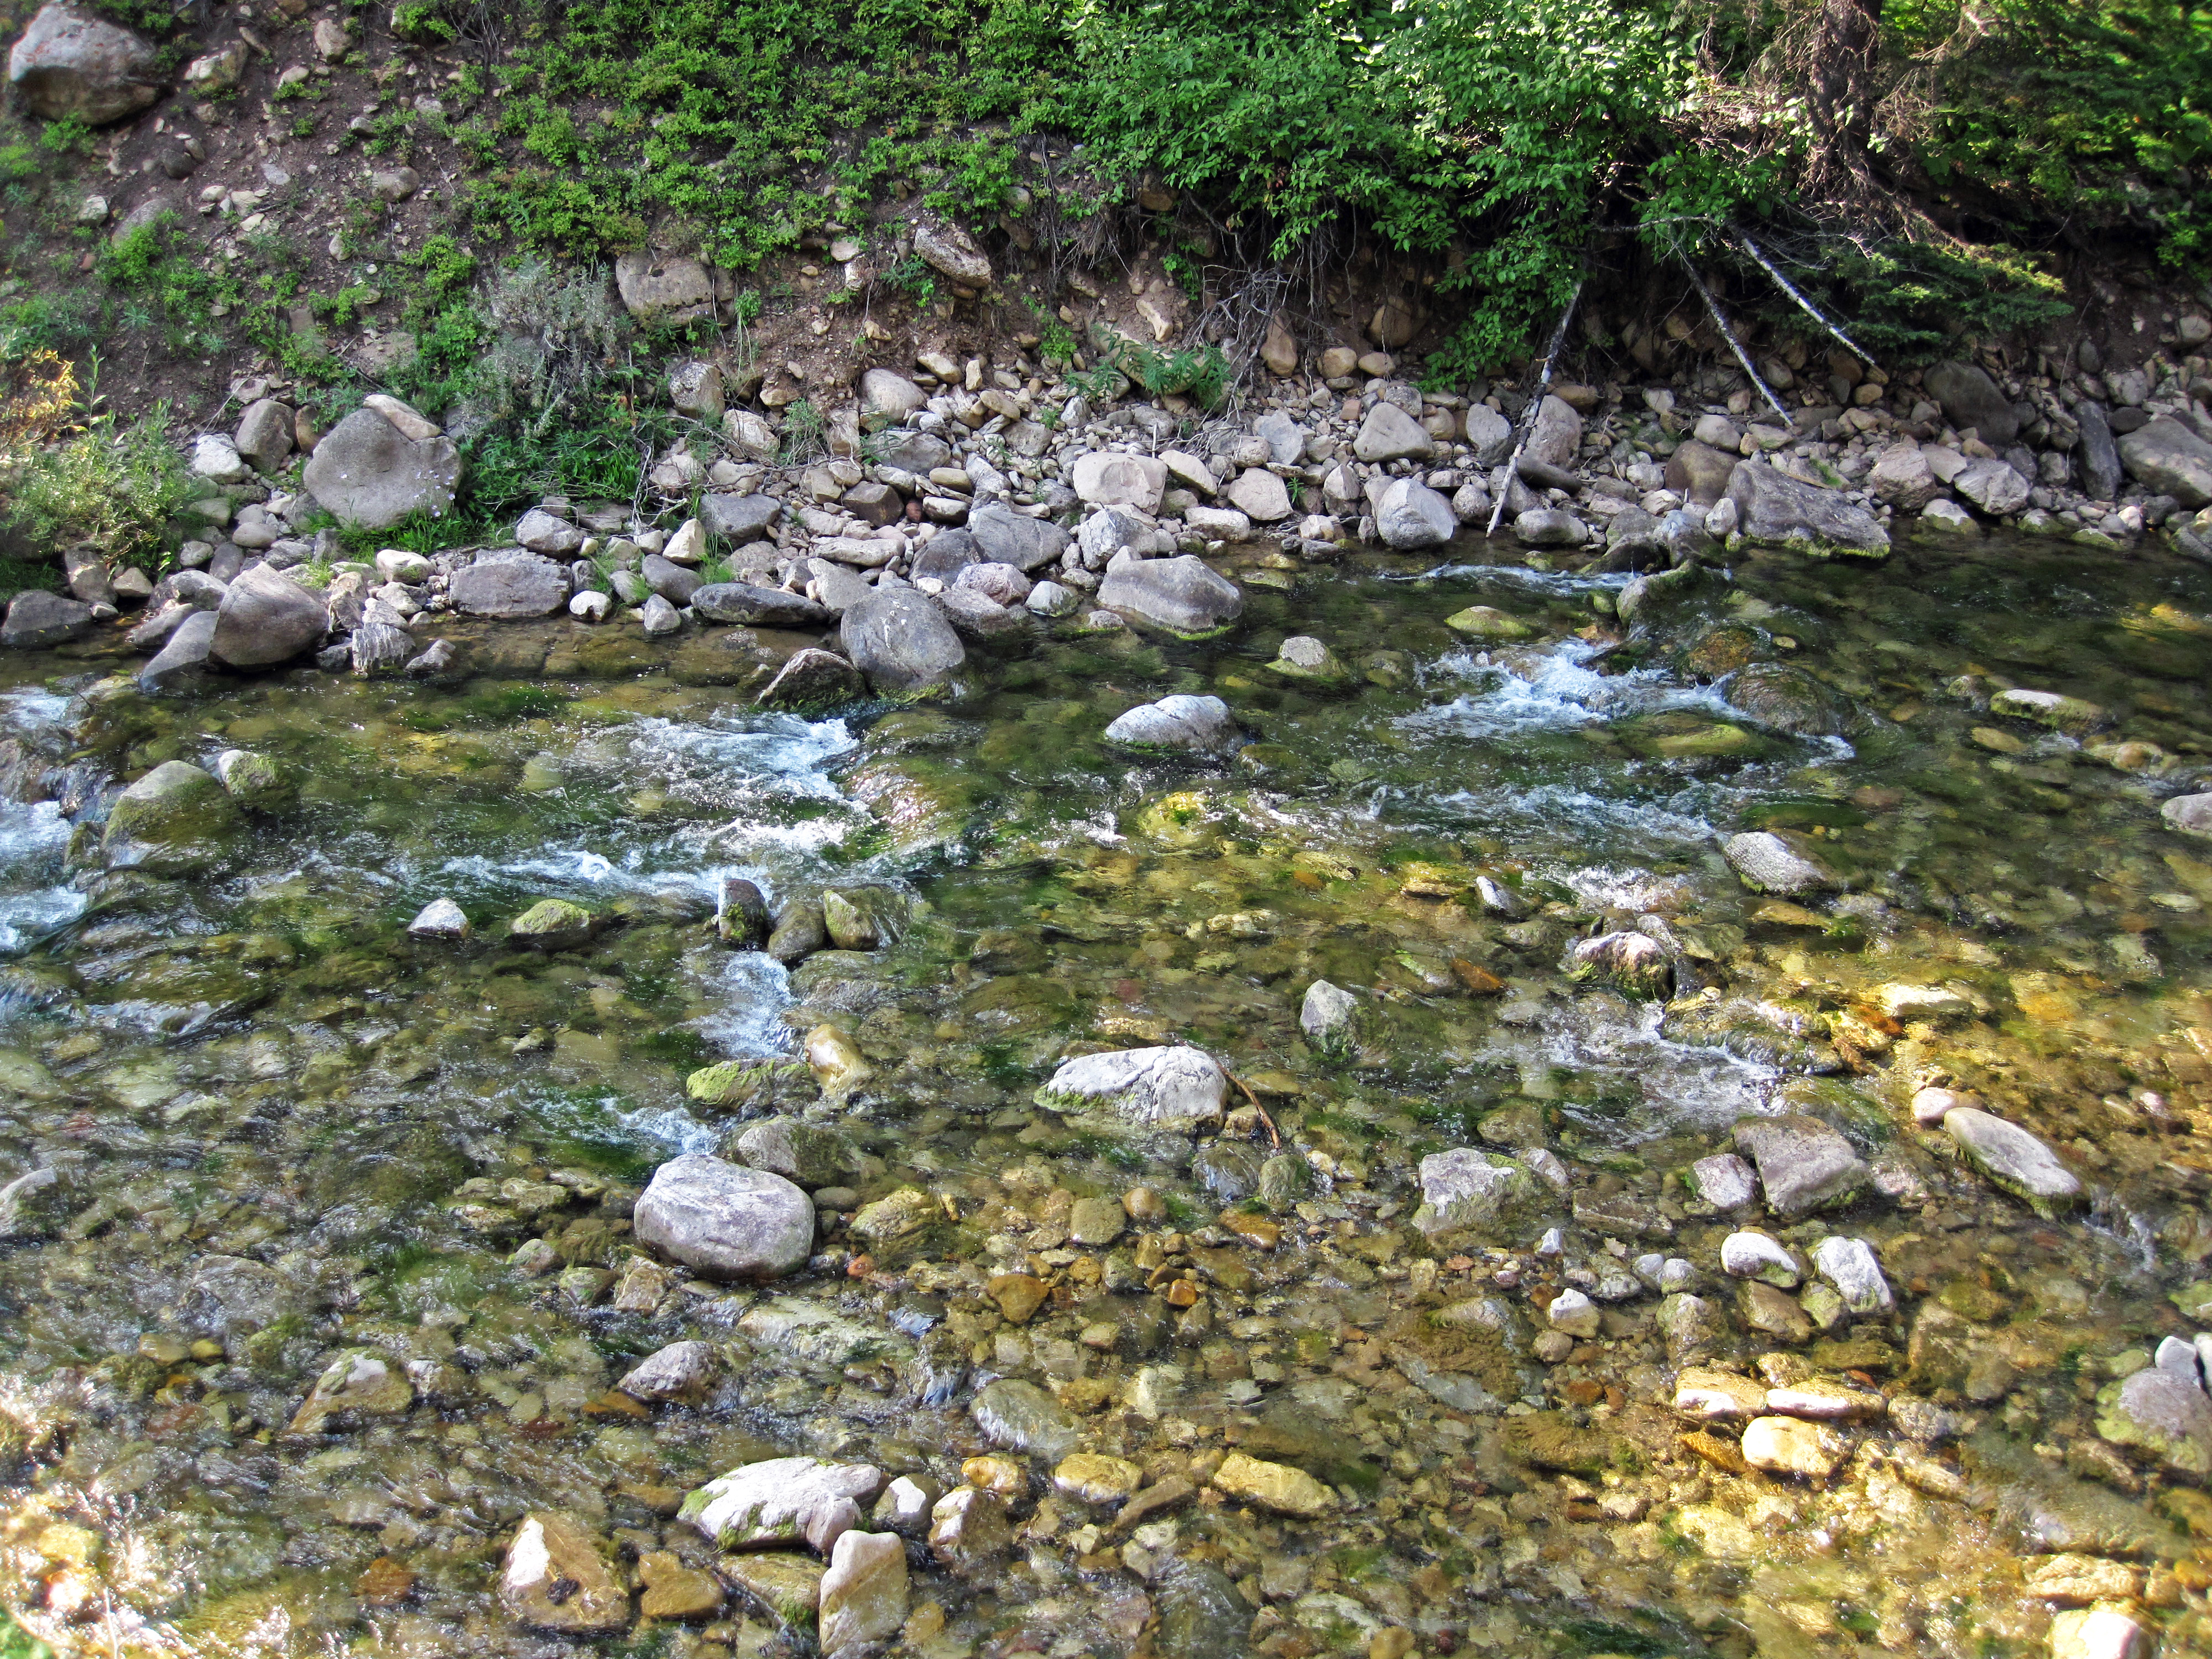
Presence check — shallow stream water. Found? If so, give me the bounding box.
[0,532,2209,1659]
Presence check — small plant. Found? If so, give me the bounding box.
[37,117,92,157]
[880,253,937,309]
[2,404,197,567]
[778,399,826,465]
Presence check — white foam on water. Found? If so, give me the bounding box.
[692,951,798,1058]
[617,1103,723,1158]
[0,799,84,955]
[1482,997,1777,1145]
[1553,865,1699,914]
[1404,640,1738,744]
[1419,781,1720,847]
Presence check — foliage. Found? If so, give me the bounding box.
[2,406,197,565]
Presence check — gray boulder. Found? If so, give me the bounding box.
[2162,794,2212,838]
[1376,478,1456,549]
[749,650,860,713]
[102,759,243,875]
[450,554,569,618]
[1515,508,1587,547]
[0,590,92,650]
[613,252,714,325]
[233,399,295,473]
[1953,457,2030,517]
[138,609,217,690]
[211,565,325,666]
[1943,1107,2081,1215]
[2097,1366,2212,1477]
[933,587,1020,641]
[1723,829,1841,894]
[860,368,927,427]
[839,587,966,694]
[1413,1149,1546,1237]
[701,492,782,542]
[1463,404,1513,467]
[8,2,161,123]
[968,503,1070,572]
[2118,416,2212,507]
[2076,402,2123,500]
[1036,1046,1228,1134]
[1103,693,1235,751]
[640,553,701,604]
[1868,442,1940,510]
[1924,361,2019,445]
[1733,1115,1866,1217]
[1725,461,1889,557]
[693,583,832,629]
[875,430,953,473]
[1525,394,1583,471]
[632,1152,813,1280]
[1254,411,1307,465]
[1097,555,1242,637]
[302,408,461,530]
[1665,440,1738,507]
[1352,401,1433,464]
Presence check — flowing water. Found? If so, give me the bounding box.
[0,533,2208,1659]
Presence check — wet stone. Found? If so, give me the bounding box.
[290,1347,414,1433]
[1740,1416,1846,1479]
[1733,1114,1867,1216]
[1689,1153,1758,1210]
[1721,1230,1799,1287]
[500,1512,629,1635]
[1943,1107,2083,1215]
[633,1154,815,1280]
[681,1457,883,1553]
[1674,1367,1770,1421]
[1036,1045,1228,1134]
[818,1529,907,1651]
[2096,1366,2212,1477]
[1211,1451,1337,1517]
[971,1378,1082,1463]
[1053,1452,1143,1505]
[928,1486,1011,1575]
[720,1552,823,1629]
[617,1339,717,1402]
[637,1551,724,1621]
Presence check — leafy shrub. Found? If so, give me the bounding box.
[3,408,197,566]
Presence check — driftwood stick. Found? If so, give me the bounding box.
[1674,244,1790,422]
[1733,228,1878,369]
[1485,278,1586,537]
[1225,1072,1281,1149]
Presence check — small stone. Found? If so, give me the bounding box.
[1300,979,1360,1054]
[1720,1231,1799,1287]
[1054,1453,1142,1505]
[1943,1107,2082,1215]
[928,1486,1012,1575]
[1672,1367,1769,1422]
[818,1530,909,1650]
[1689,1153,1757,1209]
[290,1347,413,1433]
[1739,1416,1845,1479]
[638,1550,725,1621]
[1209,1452,1337,1517]
[1546,1288,1600,1338]
[2049,1608,2151,1659]
[987,1272,1049,1324]
[618,1339,717,1402]
[1810,1235,1893,1314]
[681,1457,883,1553]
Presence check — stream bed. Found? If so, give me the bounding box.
[0,533,2208,1659]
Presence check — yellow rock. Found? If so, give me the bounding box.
[1208,1451,1336,1517]
[1053,1452,1143,1505]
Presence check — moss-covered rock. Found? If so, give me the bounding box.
[102,760,245,875]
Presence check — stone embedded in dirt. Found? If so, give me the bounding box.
[1352,401,1433,464]
[8,2,161,123]
[1923,359,2020,445]
[1725,460,1890,557]
[1210,1452,1337,1517]
[2097,1365,2212,1476]
[450,553,570,619]
[839,586,966,693]
[914,221,992,285]
[1375,478,1455,549]
[0,590,92,651]
[860,368,927,428]
[1036,1046,1228,1134]
[667,358,723,420]
[499,1513,629,1634]
[233,399,295,473]
[634,1152,815,1280]
[2117,416,2212,507]
[682,1455,884,1553]
[1942,1106,2082,1214]
[1732,1115,1866,1217]
[617,1339,718,1402]
[1103,692,1235,751]
[1721,829,1841,894]
[1097,555,1241,638]
[1072,452,1170,515]
[614,251,716,324]
[302,408,461,529]
[1413,1148,1545,1237]
[818,1530,908,1650]
[138,608,217,689]
[701,491,782,542]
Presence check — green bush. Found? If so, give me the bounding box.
[3,408,197,566]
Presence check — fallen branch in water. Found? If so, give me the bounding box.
[1224,1071,1282,1149]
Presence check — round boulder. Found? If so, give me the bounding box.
[633,1153,815,1280]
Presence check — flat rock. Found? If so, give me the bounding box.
[2096,1366,2212,1477]
[2117,416,2212,507]
[701,492,782,542]
[1733,1114,1866,1216]
[681,1456,883,1553]
[1673,1367,1770,1421]
[1722,829,1841,894]
[451,554,570,619]
[1103,693,1235,750]
[614,251,715,324]
[1413,1149,1545,1237]
[1943,1107,2081,1214]
[692,583,831,629]
[1725,461,1888,557]
[1,590,93,650]
[971,1378,1082,1463]
[1740,1416,1845,1479]
[1036,1046,1227,1134]
[1211,1452,1335,1517]
[1071,452,1168,515]
[633,1152,813,1280]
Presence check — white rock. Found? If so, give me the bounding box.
[1299,979,1359,1051]
[569,589,611,622]
[406,898,469,938]
[2049,1608,2150,1659]
[1546,1288,1600,1338]
[1689,1153,1757,1209]
[191,434,248,484]
[664,518,707,566]
[683,1456,884,1553]
[1719,1231,1799,1287]
[1036,1046,1228,1134]
[1810,1235,1892,1314]
[1103,693,1235,751]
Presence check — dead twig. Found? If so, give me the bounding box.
[1731,226,1878,369]
[1485,276,1585,537]
[1224,1071,1281,1149]
[1672,238,1790,421]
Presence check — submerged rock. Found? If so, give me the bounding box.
[1210,1452,1336,1517]
[2096,1366,2212,1476]
[289,1347,414,1433]
[633,1153,813,1280]
[1035,1046,1228,1134]
[102,759,243,875]
[1943,1107,2082,1214]
[500,1513,629,1635]
[1104,693,1237,751]
[1732,1115,1866,1216]
[971,1378,1083,1463]
[1722,829,1842,894]
[1299,979,1360,1055]
[507,898,600,951]
[1413,1149,1546,1237]
[819,1530,908,1651]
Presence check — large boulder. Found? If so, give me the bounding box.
[2117,416,2212,507]
[302,408,461,529]
[1070,452,1168,515]
[1036,1046,1228,1134]
[139,609,217,690]
[102,760,244,875]
[1924,360,2019,445]
[8,2,160,123]
[1097,556,1242,638]
[1943,1107,2081,1215]
[1413,1149,1547,1237]
[693,582,832,628]
[613,252,715,325]
[211,565,326,666]
[1664,439,1738,507]
[1375,478,1456,549]
[450,554,568,618]
[0,590,92,650]
[839,587,965,695]
[1525,394,1584,471]
[1733,1115,1866,1217]
[1867,442,1939,510]
[633,1153,814,1280]
[968,503,1070,572]
[1224,468,1292,523]
[1463,404,1513,467]
[700,492,781,542]
[1952,457,2030,517]
[1724,461,1889,557]
[1352,401,1433,464]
